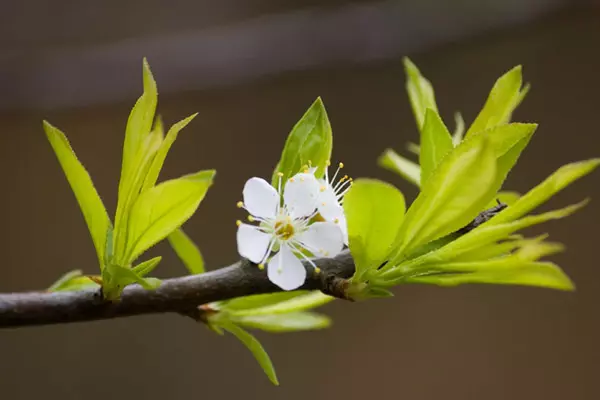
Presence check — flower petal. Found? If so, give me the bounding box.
[268,244,307,290]
[284,173,320,218]
[317,183,343,220]
[243,177,279,219]
[296,221,344,257]
[237,223,272,263]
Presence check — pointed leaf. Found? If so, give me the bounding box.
[102,264,161,300]
[344,179,406,281]
[420,108,453,184]
[168,228,205,274]
[272,97,332,186]
[132,256,162,277]
[225,291,333,317]
[466,66,524,136]
[378,149,421,187]
[43,121,112,268]
[235,312,331,333]
[47,270,100,292]
[125,170,215,263]
[403,57,438,130]
[220,322,279,385]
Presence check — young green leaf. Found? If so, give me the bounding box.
[466,65,524,136]
[271,97,332,186]
[167,228,205,274]
[452,112,465,145]
[142,113,198,191]
[490,159,600,225]
[393,135,497,259]
[102,263,161,300]
[378,148,421,187]
[43,121,112,268]
[234,312,331,333]
[132,256,162,277]
[220,321,279,385]
[403,57,438,130]
[344,179,406,282]
[486,191,520,208]
[125,170,215,263]
[47,270,100,292]
[225,291,333,317]
[419,108,453,184]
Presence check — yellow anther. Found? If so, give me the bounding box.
[286,216,292,222]
[314,267,321,275]
[304,169,309,173]
[321,202,326,206]
[320,185,326,192]
[289,177,295,183]
[339,162,344,168]
[236,201,244,208]
[324,251,330,257]
[277,172,284,177]
[277,267,283,274]
[247,215,255,222]
[326,160,331,166]
[300,176,305,182]
[334,218,339,224]
[236,220,242,226]
[258,263,265,270]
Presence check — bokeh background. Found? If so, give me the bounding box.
[1,1,599,399]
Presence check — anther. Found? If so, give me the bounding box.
[236,220,242,226]
[320,185,326,192]
[339,162,344,168]
[326,160,331,166]
[247,215,255,222]
[334,218,339,224]
[314,267,321,275]
[277,172,284,177]
[258,263,265,270]
[236,201,244,208]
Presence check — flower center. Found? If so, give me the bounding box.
[274,221,295,240]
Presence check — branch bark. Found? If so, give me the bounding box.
[0,250,355,329]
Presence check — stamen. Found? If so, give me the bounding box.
[258,263,265,270]
[313,267,321,276]
[334,218,339,224]
[339,162,344,168]
[326,160,331,166]
[236,201,244,208]
[236,220,242,226]
[247,215,255,222]
[320,185,326,192]
[289,177,295,183]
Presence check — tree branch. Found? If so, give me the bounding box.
[0,250,355,329]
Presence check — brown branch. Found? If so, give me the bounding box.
[0,250,355,329]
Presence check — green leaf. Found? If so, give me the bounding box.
[225,291,333,317]
[466,66,524,136]
[403,57,438,130]
[393,135,497,259]
[167,228,205,274]
[47,270,100,292]
[452,112,465,145]
[271,97,332,186]
[378,148,421,187]
[490,159,600,225]
[132,256,162,277]
[419,108,453,185]
[142,113,198,191]
[486,191,521,208]
[406,142,420,155]
[408,261,573,291]
[43,121,112,268]
[102,264,161,300]
[220,321,279,386]
[222,292,310,312]
[344,179,406,281]
[125,170,215,263]
[234,311,331,333]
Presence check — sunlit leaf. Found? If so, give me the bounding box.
[272,97,332,186]
[225,291,333,317]
[43,121,112,268]
[125,170,215,263]
[378,148,421,187]
[47,270,100,292]
[404,57,438,130]
[168,228,205,274]
[234,311,331,333]
[344,179,406,281]
[102,264,161,300]
[132,256,162,277]
[220,321,279,385]
[420,108,453,184]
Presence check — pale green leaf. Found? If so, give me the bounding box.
[102,264,161,300]
[466,65,524,136]
[406,142,420,155]
[125,170,215,263]
[132,256,162,277]
[393,135,497,259]
[344,179,406,281]
[271,97,332,186]
[222,292,310,312]
[490,159,600,225]
[168,228,205,274]
[47,270,100,292]
[234,311,331,333]
[43,121,112,268]
[220,321,279,385]
[420,108,453,184]
[378,148,421,187]
[403,57,438,129]
[142,113,198,191]
[486,191,521,208]
[226,291,333,317]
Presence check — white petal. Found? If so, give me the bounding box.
[237,224,272,263]
[337,213,349,246]
[268,244,307,290]
[317,184,343,220]
[243,177,279,219]
[296,221,344,258]
[284,173,320,218]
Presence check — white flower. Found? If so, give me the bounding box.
[310,161,352,245]
[236,172,344,290]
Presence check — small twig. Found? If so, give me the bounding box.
[0,251,355,329]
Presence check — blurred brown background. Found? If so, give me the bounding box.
[1,1,599,399]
